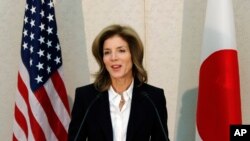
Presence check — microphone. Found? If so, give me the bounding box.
[142,92,169,141]
[73,93,103,141]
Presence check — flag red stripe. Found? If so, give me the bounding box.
[51,71,70,114]
[197,50,241,141]
[35,86,68,141]
[14,104,28,139]
[17,73,47,141]
[17,73,28,102]
[12,134,18,141]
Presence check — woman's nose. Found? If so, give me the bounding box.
[111,52,118,60]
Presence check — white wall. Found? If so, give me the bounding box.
[0,0,25,139]
[1,0,250,141]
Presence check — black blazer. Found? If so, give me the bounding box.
[68,80,169,141]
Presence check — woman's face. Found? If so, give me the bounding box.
[103,35,133,81]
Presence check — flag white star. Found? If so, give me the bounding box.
[35,75,43,83]
[39,23,45,31]
[22,42,28,50]
[47,26,53,35]
[47,14,54,22]
[38,36,45,44]
[41,0,45,4]
[37,49,45,57]
[54,56,61,64]
[30,59,33,66]
[30,46,34,53]
[36,62,44,70]
[30,19,35,27]
[30,6,36,14]
[47,66,51,74]
[40,10,45,17]
[23,29,28,37]
[30,32,35,41]
[56,43,60,51]
[25,4,29,11]
[47,40,52,48]
[48,1,54,8]
[24,16,28,24]
[47,53,51,60]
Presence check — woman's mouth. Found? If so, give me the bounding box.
[111,65,122,71]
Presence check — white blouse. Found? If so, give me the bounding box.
[108,80,134,141]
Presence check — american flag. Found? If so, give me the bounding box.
[13,0,70,140]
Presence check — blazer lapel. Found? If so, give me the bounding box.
[126,83,145,141]
[97,91,113,141]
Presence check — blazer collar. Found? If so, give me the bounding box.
[126,81,146,141]
[97,91,113,141]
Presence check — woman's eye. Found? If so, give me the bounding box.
[119,49,126,53]
[103,51,110,55]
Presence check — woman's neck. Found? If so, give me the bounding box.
[111,77,133,94]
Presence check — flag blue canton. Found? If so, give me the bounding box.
[21,0,62,92]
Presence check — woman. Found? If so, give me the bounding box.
[68,24,170,141]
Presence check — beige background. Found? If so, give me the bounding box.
[1,0,250,140]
